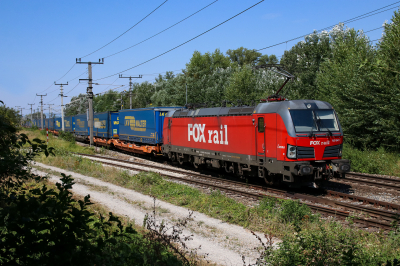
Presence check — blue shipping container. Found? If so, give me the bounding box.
[55,117,62,131]
[119,107,180,145]
[49,118,55,130]
[64,116,73,132]
[93,111,110,138]
[111,112,119,138]
[75,114,88,136]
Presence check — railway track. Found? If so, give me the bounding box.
[75,153,400,231]
[335,172,400,191]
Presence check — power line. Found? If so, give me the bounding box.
[56,63,76,81]
[65,82,82,95]
[256,1,400,51]
[81,0,169,58]
[104,0,220,58]
[95,0,265,81]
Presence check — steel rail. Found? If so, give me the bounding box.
[75,153,395,230]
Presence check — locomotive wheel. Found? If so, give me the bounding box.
[177,156,184,165]
[263,174,274,186]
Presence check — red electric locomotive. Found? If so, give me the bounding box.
[162,100,351,186]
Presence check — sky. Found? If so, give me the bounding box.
[1,0,399,118]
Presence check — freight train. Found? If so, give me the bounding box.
[27,100,350,186]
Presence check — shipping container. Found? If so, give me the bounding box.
[92,111,119,138]
[48,118,55,130]
[64,116,74,132]
[75,113,88,136]
[55,117,62,131]
[111,112,119,138]
[119,107,180,145]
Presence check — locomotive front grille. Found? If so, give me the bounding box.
[297,146,315,159]
[323,145,341,158]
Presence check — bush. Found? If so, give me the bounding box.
[264,221,400,265]
[58,131,75,143]
[257,197,315,225]
[343,143,400,175]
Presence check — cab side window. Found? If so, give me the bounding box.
[258,117,264,132]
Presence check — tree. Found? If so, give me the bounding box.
[257,54,279,65]
[65,94,87,116]
[0,103,21,126]
[280,27,334,99]
[373,10,400,150]
[93,90,120,112]
[316,28,379,148]
[226,47,262,66]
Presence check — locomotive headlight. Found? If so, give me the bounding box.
[287,144,297,159]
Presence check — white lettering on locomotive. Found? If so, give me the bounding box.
[310,141,321,145]
[188,124,228,145]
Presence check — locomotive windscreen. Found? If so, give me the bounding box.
[289,109,339,133]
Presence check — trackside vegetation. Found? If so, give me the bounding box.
[27,128,400,265]
[0,106,195,265]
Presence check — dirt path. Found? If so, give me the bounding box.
[32,162,279,266]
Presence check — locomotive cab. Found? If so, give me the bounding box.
[255,99,350,185]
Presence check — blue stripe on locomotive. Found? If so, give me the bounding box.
[118,107,180,145]
[111,112,119,138]
[55,117,62,131]
[75,114,88,136]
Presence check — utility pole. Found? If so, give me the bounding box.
[36,94,47,130]
[120,91,125,110]
[76,58,104,146]
[119,74,142,109]
[47,104,54,118]
[55,82,68,131]
[15,106,24,125]
[28,103,35,124]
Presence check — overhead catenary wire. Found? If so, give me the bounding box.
[104,0,220,58]
[80,0,169,59]
[256,1,400,51]
[95,0,265,81]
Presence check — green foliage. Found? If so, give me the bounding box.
[316,27,381,149]
[93,89,120,112]
[0,107,185,265]
[343,143,400,175]
[280,27,333,100]
[136,172,163,186]
[264,221,400,265]
[0,103,21,126]
[373,10,400,151]
[257,197,315,224]
[58,130,75,143]
[65,93,87,116]
[226,47,262,66]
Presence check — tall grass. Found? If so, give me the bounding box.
[343,143,400,176]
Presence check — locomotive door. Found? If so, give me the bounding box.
[255,115,266,163]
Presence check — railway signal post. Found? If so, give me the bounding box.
[76,58,104,146]
[55,82,68,131]
[118,74,142,109]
